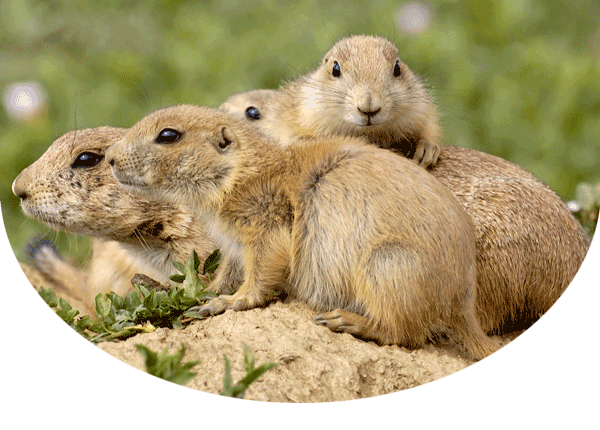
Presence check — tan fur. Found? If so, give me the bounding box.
[12,127,215,311]
[219,68,591,335]
[277,35,441,167]
[105,104,498,360]
[430,147,591,332]
[220,89,299,146]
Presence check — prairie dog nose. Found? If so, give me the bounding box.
[356,90,382,117]
[357,105,381,117]
[12,173,28,200]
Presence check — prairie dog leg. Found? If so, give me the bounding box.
[205,254,243,295]
[197,229,290,317]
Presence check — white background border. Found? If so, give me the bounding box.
[1,203,598,429]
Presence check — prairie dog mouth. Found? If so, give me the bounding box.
[111,169,148,189]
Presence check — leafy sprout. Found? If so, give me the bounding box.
[136,343,199,385]
[220,343,277,398]
[38,249,220,343]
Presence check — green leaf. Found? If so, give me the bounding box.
[136,343,199,386]
[58,297,72,312]
[221,354,234,396]
[171,260,186,273]
[56,305,78,324]
[36,250,218,344]
[220,343,276,398]
[95,295,112,318]
[125,290,143,309]
[169,274,186,283]
[202,249,221,275]
[242,342,254,372]
[38,286,58,308]
[188,249,201,272]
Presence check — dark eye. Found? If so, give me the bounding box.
[155,128,182,144]
[394,60,402,78]
[332,61,341,77]
[245,106,261,120]
[71,152,104,169]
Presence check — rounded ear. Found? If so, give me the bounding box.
[214,126,236,154]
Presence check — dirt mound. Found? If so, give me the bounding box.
[98,299,512,402]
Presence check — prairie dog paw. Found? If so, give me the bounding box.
[188,294,253,317]
[313,309,367,336]
[413,138,440,168]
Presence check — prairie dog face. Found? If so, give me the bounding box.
[12,127,198,245]
[12,127,127,236]
[297,35,433,142]
[219,89,279,124]
[106,105,240,212]
[219,89,298,146]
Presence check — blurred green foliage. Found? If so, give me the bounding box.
[1,0,599,261]
[571,182,600,236]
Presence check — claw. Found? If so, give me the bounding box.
[313,314,327,324]
[186,304,213,318]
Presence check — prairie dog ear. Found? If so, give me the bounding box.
[214,126,237,154]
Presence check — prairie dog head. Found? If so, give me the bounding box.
[219,89,298,146]
[13,127,126,236]
[292,35,438,145]
[12,127,198,246]
[219,89,279,124]
[106,105,252,213]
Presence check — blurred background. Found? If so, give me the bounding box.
[2,0,599,264]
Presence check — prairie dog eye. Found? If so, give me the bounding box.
[394,60,402,78]
[245,106,261,120]
[71,152,104,169]
[332,61,341,77]
[155,128,182,144]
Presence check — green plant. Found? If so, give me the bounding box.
[38,287,94,339]
[220,343,277,398]
[38,249,219,343]
[136,343,199,385]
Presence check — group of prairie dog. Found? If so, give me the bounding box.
[13,35,590,359]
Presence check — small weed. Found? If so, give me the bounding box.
[220,343,277,398]
[38,249,220,343]
[136,343,199,385]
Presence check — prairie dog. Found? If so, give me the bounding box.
[276,35,441,167]
[218,88,591,334]
[106,104,498,360]
[12,127,215,309]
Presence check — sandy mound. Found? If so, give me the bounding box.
[98,299,513,402]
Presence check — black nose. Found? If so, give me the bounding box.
[18,191,28,200]
[358,107,381,118]
[108,158,115,166]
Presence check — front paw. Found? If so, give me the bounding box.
[412,138,440,168]
[187,294,253,317]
